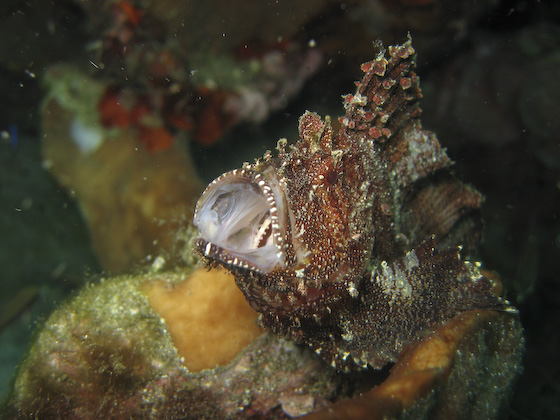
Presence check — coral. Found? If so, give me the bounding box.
[73,0,327,146]
[41,65,108,152]
[41,77,204,272]
[2,267,523,419]
[144,268,262,372]
[98,87,176,152]
[2,268,364,419]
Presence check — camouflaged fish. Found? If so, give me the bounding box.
[192,39,509,370]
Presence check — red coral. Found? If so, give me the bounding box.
[139,125,174,153]
[117,0,144,26]
[98,86,176,152]
[99,88,131,128]
[193,88,234,145]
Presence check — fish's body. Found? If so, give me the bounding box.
[193,39,509,370]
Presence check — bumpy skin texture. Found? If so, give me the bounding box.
[193,39,508,370]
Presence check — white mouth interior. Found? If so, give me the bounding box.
[193,177,282,272]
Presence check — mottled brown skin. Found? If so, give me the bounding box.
[194,39,508,370]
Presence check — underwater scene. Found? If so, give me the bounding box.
[0,0,559,419]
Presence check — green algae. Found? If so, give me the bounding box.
[7,271,189,416]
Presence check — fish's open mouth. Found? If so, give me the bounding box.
[193,168,286,273]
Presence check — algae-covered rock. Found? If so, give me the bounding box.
[2,268,358,419]
[2,266,524,419]
[41,68,204,273]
